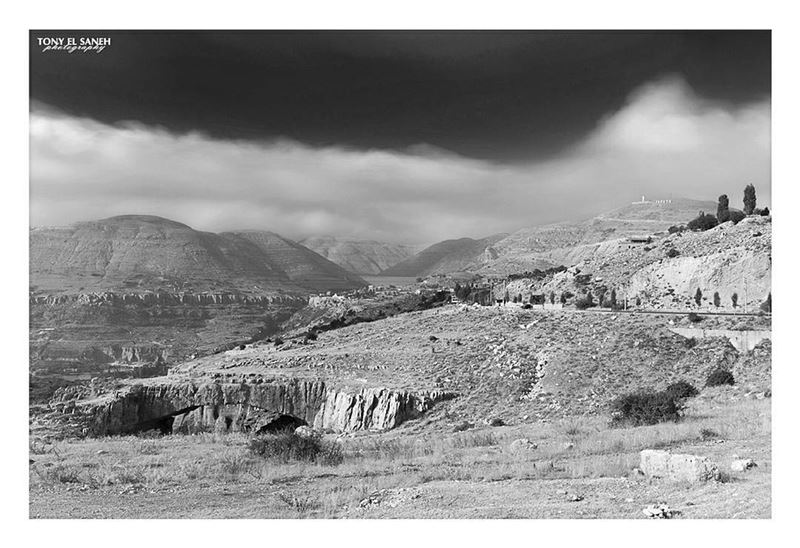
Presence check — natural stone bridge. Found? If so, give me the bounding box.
[64,378,456,436]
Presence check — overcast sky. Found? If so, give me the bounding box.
[29,30,771,244]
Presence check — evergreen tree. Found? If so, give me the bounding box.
[717,195,730,223]
[713,291,721,307]
[731,293,738,308]
[610,289,617,308]
[550,291,556,305]
[744,184,757,215]
[694,288,703,306]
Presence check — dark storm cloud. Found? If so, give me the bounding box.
[30,77,770,244]
[29,30,770,162]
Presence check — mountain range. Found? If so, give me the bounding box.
[30,215,366,295]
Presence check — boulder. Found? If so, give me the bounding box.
[294,425,319,439]
[509,438,537,453]
[731,458,757,472]
[640,449,721,483]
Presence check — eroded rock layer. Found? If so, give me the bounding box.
[58,379,455,436]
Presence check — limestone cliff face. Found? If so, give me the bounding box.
[30,292,307,307]
[67,379,455,436]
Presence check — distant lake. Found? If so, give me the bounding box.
[361,276,419,287]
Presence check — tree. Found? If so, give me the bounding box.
[635,296,642,307]
[549,291,555,305]
[760,293,771,313]
[610,289,617,308]
[731,293,738,308]
[761,206,770,216]
[713,291,721,307]
[694,288,703,307]
[744,184,757,215]
[717,195,730,223]
[560,292,567,304]
[504,289,510,303]
[597,288,606,307]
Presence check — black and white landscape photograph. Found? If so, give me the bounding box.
[26,27,776,522]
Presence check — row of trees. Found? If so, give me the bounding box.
[693,288,771,312]
[688,184,769,232]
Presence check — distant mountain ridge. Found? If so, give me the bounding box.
[379,198,717,277]
[300,236,420,275]
[380,234,508,277]
[30,215,366,295]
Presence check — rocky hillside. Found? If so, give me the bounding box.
[31,215,366,295]
[29,216,366,399]
[525,215,772,311]
[225,231,367,289]
[381,234,507,277]
[300,236,419,275]
[477,198,717,276]
[377,199,716,278]
[36,304,770,438]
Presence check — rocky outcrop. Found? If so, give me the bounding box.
[30,291,308,307]
[61,379,456,436]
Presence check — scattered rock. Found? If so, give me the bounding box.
[731,458,758,472]
[96,449,108,455]
[452,421,474,432]
[563,442,575,450]
[509,438,537,453]
[567,492,584,502]
[640,449,721,483]
[642,503,679,519]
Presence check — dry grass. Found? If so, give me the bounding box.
[29,396,770,518]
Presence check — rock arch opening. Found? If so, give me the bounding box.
[255,414,307,435]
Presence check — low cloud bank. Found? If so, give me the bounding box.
[30,77,770,244]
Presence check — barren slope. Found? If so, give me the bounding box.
[381,234,507,277]
[300,236,419,275]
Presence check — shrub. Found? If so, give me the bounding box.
[249,432,343,465]
[610,391,683,427]
[575,292,595,310]
[273,337,284,347]
[688,312,703,323]
[452,421,474,432]
[761,206,770,216]
[664,380,699,400]
[304,331,317,341]
[687,212,718,231]
[666,248,680,258]
[488,417,505,427]
[700,428,720,441]
[729,209,746,224]
[706,368,735,387]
